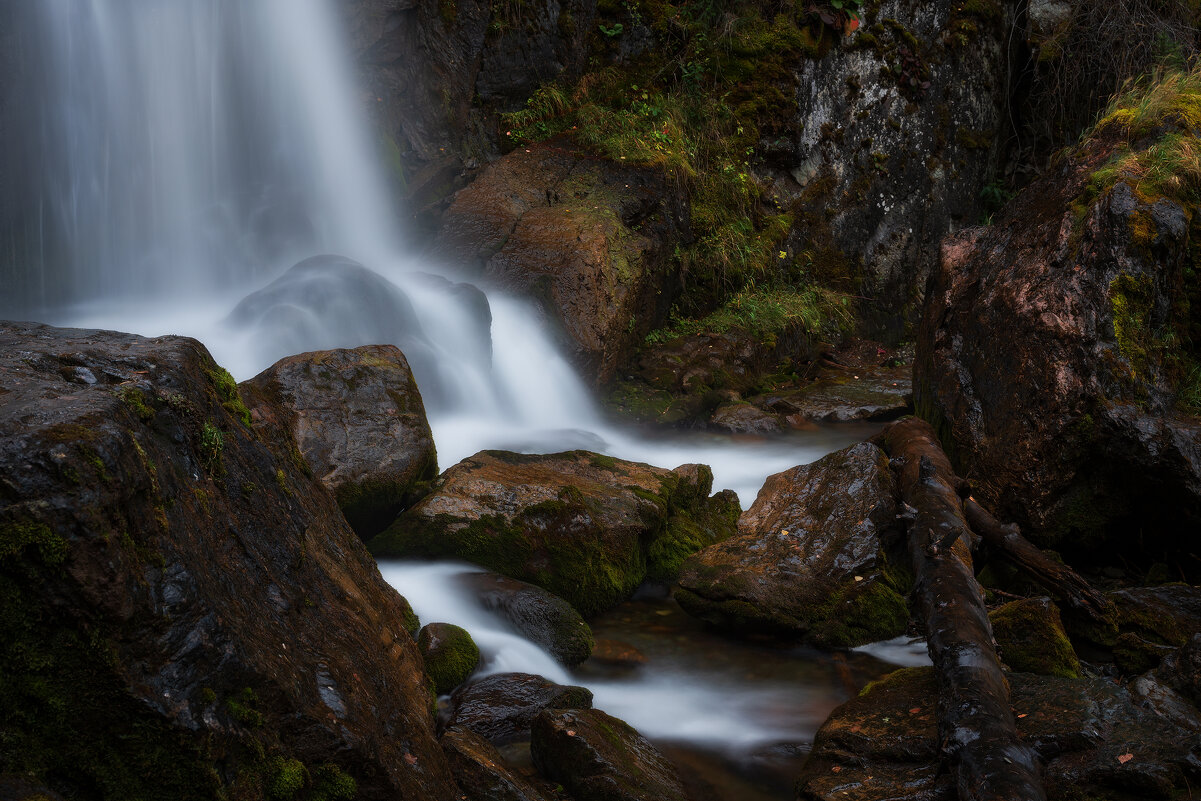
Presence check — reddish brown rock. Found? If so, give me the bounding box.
[448,673,593,745]
[368,450,738,616]
[441,727,552,801]
[241,344,437,539]
[434,139,688,385]
[675,442,909,647]
[0,322,456,800]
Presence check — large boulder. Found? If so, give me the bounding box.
[457,571,595,666]
[530,708,689,801]
[797,667,1201,801]
[0,322,457,800]
[441,727,553,801]
[916,75,1201,563]
[765,0,1012,330]
[675,442,909,647]
[368,450,738,616]
[241,344,438,539]
[433,140,689,385]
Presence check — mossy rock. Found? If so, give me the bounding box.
[989,597,1082,679]
[418,623,481,695]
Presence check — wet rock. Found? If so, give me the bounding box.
[676,442,908,647]
[916,99,1201,562]
[1159,633,1201,706]
[0,322,456,800]
[798,666,1201,801]
[756,365,911,423]
[764,0,1012,330]
[530,708,688,801]
[458,571,594,666]
[441,727,552,801]
[989,597,1081,678]
[241,344,437,539]
[368,450,737,616]
[419,623,481,695]
[433,140,688,385]
[448,673,593,745]
[709,402,782,434]
[588,638,648,669]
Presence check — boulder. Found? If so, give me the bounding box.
[916,76,1201,562]
[368,450,738,616]
[457,571,594,666]
[797,666,1201,801]
[448,673,593,745]
[765,0,1012,330]
[755,365,911,424]
[433,139,688,385]
[1158,633,1201,707]
[419,622,481,695]
[676,442,909,647]
[241,344,437,538]
[441,727,552,801]
[530,708,689,801]
[0,322,456,800]
[241,344,437,539]
[989,597,1081,678]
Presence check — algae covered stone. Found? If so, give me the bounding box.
[676,442,909,647]
[368,450,737,616]
[419,623,481,695]
[989,597,1081,678]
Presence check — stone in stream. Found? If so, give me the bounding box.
[0,321,455,800]
[441,727,553,801]
[530,708,689,801]
[988,597,1082,679]
[797,666,1201,801]
[419,622,481,695]
[675,442,909,648]
[448,672,594,745]
[457,571,595,666]
[241,344,438,539]
[368,450,739,617]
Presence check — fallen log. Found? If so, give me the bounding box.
[963,497,1114,625]
[881,417,1046,801]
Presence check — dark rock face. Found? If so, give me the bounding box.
[241,344,438,539]
[433,140,689,385]
[0,322,456,800]
[917,124,1201,560]
[530,708,688,801]
[797,666,1201,801]
[338,0,598,223]
[448,673,593,745]
[458,571,595,666]
[441,727,552,801]
[764,0,1011,329]
[676,442,908,647]
[368,450,738,616]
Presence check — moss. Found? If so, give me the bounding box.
[0,520,67,566]
[808,567,912,649]
[204,362,252,428]
[990,598,1082,678]
[646,490,739,582]
[310,764,357,801]
[116,386,156,421]
[268,756,307,799]
[226,687,266,728]
[199,422,224,476]
[1109,272,1156,374]
[335,451,438,540]
[589,453,618,470]
[418,623,480,694]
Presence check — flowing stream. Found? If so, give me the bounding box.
[0,0,922,795]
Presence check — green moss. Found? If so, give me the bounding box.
[268,757,307,799]
[116,386,156,421]
[204,363,252,428]
[989,598,1082,678]
[646,490,739,582]
[199,422,224,476]
[589,453,618,470]
[418,623,480,694]
[310,764,357,801]
[808,567,912,649]
[226,687,266,728]
[0,520,66,566]
[1109,272,1155,374]
[643,286,853,347]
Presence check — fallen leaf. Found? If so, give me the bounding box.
[1017,713,1027,718]
[404,753,418,766]
[566,730,576,737]
[1118,753,1133,764]
[831,766,842,773]
[854,576,864,582]
[909,708,921,714]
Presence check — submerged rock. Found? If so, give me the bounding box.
[797,666,1201,801]
[530,708,689,801]
[448,672,594,745]
[458,571,595,666]
[368,450,738,616]
[241,344,438,539]
[419,622,481,695]
[676,442,908,647]
[434,140,688,385]
[0,322,455,800]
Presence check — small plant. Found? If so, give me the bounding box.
[199,422,224,476]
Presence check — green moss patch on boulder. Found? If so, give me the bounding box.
[368,450,737,617]
[989,597,1082,678]
[419,623,481,694]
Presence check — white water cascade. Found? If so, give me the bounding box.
[0,0,903,778]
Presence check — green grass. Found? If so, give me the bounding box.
[644,285,854,346]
